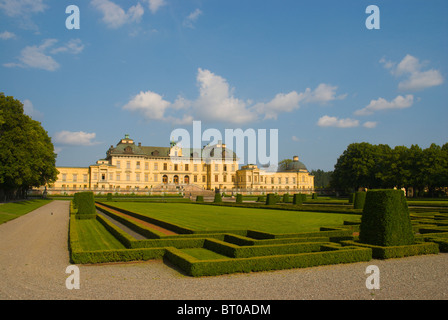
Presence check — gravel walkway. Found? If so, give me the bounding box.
[0,200,447,300]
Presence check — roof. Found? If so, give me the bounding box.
[282,159,308,172]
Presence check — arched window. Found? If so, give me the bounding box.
[184,175,190,184]
[162,175,168,184]
[174,175,179,184]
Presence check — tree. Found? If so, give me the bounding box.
[0,93,58,201]
[311,169,333,188]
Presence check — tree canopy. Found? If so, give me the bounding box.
[0,93,58,201]
[330,142,448,197]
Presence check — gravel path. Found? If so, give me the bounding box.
[0,200,447,300]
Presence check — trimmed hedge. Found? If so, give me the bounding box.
[164,246,372,277]
[341,240,439,259]
[312,193,318,200]
[214,193,222,203]
[196,195,204,202]
[74,192,96,219]
[353,192,367,210]
[236,194,243,204]
[359,189,414,247]
[265,193,277,205]
[293,194,303,205]
[282,193,290,203]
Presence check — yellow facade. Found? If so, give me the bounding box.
[49,135,314,194]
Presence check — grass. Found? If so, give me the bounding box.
[181,248,228,260]
[106,202,361,234]
[75,218,126,251]
[0,199,53,224]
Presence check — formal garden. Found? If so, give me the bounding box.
[67,191,448,277]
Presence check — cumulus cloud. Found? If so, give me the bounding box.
[0,30,15,40]
[317,115,359,128]
[183,8,202,28]
[53,131,99,146]
[91,0,144,29]
[0,0,47,30]
[147,0,166,13]
[23,99,43,120]
[363,121,377,129]
[123,68,347,125]
[354,94,414,116]
[3,38,84,71]
[380,54,443,91]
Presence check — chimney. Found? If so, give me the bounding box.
[138,142,141,147]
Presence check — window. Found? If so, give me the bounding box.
[185,164,189,171]
[271,177,274,184]
[72,174,77,182]
[194,164,197,171]
[93,173,98,180]
[223,165,227,172]
[232,165,235,172]
[154,163,158,170]
[215,164,219,171]
[194,175,198,183]
[293,177,296,184]
[126,173,130,181]
[162,175,168,184]
[136,161,140,169]
[232,175,235,182]
[116,173,120,181]
[223,175,227,182]
[109,173,113,181]
[116,161,121,169]
[202,175,206,183]
[144,174,149,182]
[285,177,289,184]
[136,173,140,181]
[83,174,88,182]
[174,164,178,171]
[163,163,167,171]
[126,161,131,169]
[145,162,149,170]
[278,177,281,184]
[154,174,158,182]
[215,175,219,182]
[62,174,67,182]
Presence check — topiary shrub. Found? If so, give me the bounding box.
[196,195,204,202]
[359,189,415,247]
[214,193,222,203]
[75,191,96,219]
[236,194,243,204]
[353,191,367,209]
[107,193,113,201]
[282,193,290,203]
[265,193,277,205]
[301,194,307,202]
[293,194,303,205]
[348,193,355,204]
[312,193,318,200]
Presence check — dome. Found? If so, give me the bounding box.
[284,156,308,172]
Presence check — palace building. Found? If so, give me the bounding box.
[49,135,314,195]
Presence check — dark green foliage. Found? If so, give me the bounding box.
[196,195,204,202]
[265,193,277,205]
[75,192,96,218]
[107,193,113,201]
[301,194,307,201]
[236,194,243,204]
[348,193,355,204]
[282,193,290,203]
[312,193,318,200]
[353,192,367,209]
[293,194,303,205]
[214,193,222,203]
[359,189,415,246]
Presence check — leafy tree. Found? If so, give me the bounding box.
[0,93,58,201]
[311,169,333,188]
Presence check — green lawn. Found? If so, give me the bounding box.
[0,199,53,224]
[107,202,361,234]
[75,218,126,251]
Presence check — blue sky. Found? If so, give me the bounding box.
[1,0,447,171]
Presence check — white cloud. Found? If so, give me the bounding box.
[0,0,47,30]
[291,135,300,142]
[354,94,414,116]
[380,54,444,91]
[53,131,99,146]
[4,38,84,71]
[91,0,144,29]
[363,121,377,129]
[0,30,15,40]
[193,68,257,124]
[23,99,43,120]
[317,115,359,128]
[147,0,166,13]
[123,90,171,121]
[252,83,346,120]
[183,8,202,28]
